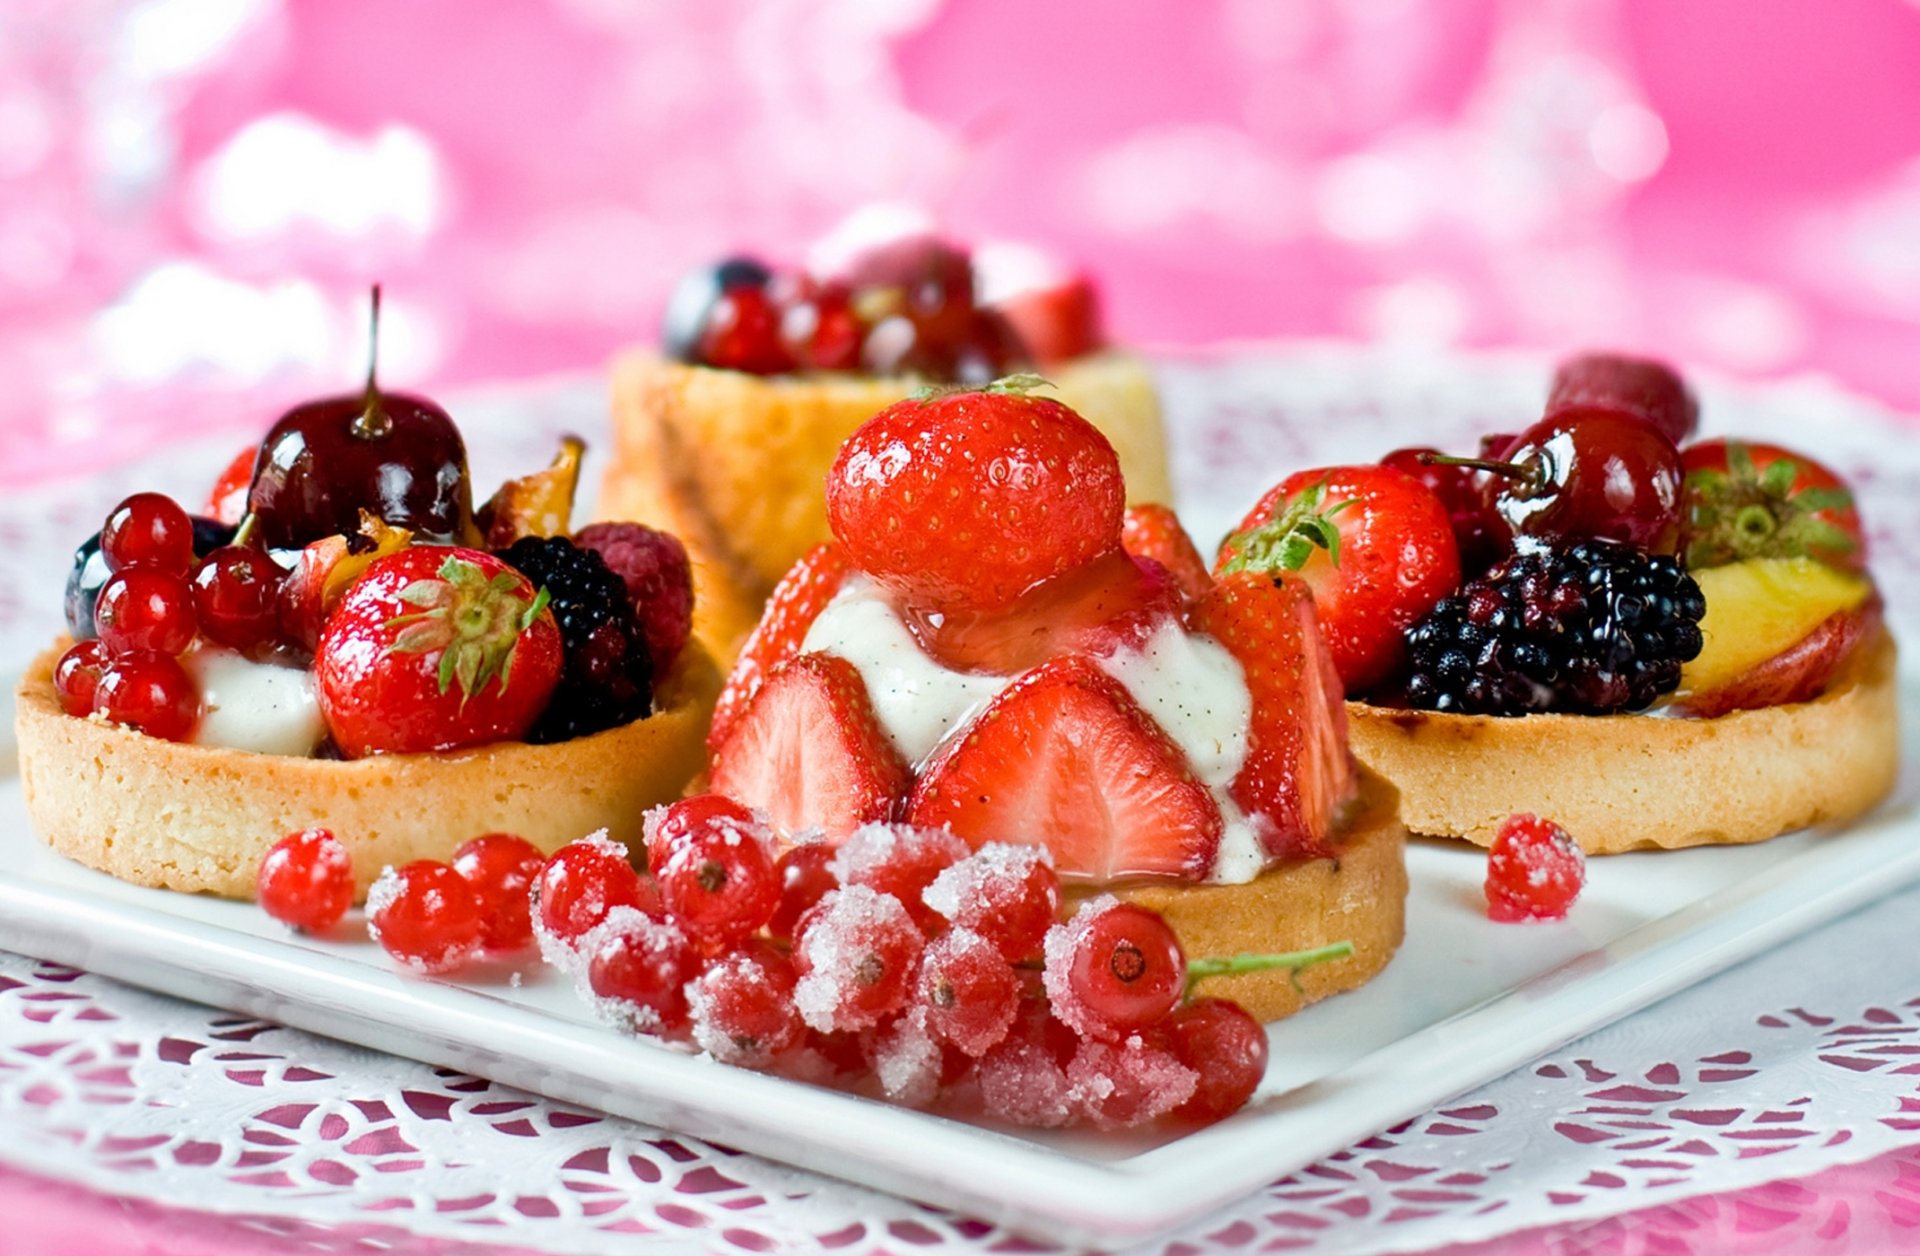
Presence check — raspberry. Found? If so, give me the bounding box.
[1403,540,1704,715]
[831,823,967,935]
[1042,898,1186,1041]
[367,861,483,974]
[257,828,354,934]
[574,522,694,672]
[497,536,651,742]
[1485,814,1586,922]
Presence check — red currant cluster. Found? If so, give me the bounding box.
[55,492,284,741]
[257,827,548,973]
[526,797,1345,1130]
[665,239,1033,384]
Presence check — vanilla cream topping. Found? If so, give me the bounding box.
[184,645,326,757]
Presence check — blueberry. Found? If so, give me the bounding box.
[64,532,109,640]
[661,255,772,363]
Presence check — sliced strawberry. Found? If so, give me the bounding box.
[989,272,1104,366]
[205,446,256,526]
[902,549,1182,675]
[709,543,851,751]
[1120,504,1211,607]
[1190,570,1357,860]
[709,652,909,840]
[907,655,1220,882]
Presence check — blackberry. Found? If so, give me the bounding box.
[498,536,652,742]
[1402,539,1704,716]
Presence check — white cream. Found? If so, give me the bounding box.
[185,646,326,757]
[802,581,1273,884]
[801,577,1005,766]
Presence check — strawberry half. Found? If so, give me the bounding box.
[709,543,851,751]
[1120,504,1211,607]
[709,651,909,840]
[1189,570,1357,860]
[907,655,1221,882]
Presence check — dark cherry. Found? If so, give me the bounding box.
[1546,352,1698,446]
[248,290,473,549]
[1381,447,1507,576]
[662,256,774,363]
[1452,407,1683,553]
[839,234,977,346]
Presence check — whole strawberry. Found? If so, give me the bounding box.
[824,376,1124,616]
[1218,466,1460,695]
[316,547,563,757]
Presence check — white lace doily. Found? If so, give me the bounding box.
[2,346,1916,1253]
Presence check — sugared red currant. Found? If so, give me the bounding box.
[532,837,650,952]
[687,940,802,1068]
[654,816,779,947]
[587,911,695,1034]
[921,843,1061,961]
[768,842,837,943]
[1043,899,1186,1041]
[101,492,195,574]
[1164,997,1268,1124]
[367,860,484,974]
[832,823,966,935]
[95,568,198,657]
[1485,814,1586,922]
[452,832,547,951]
[644,794,754,872]
[1066,1035,1199,1131]
[791,885,924,1034]
[257,827,354,933]
[915,928,1018,1057]
[53,640,108,717]
[190,546,286,654]
[94,652,199,741]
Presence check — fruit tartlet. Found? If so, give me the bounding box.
[696,378,1407,1025]
[598,224,1171,663]
[1217,352,1898,853]
[16,308,720,897]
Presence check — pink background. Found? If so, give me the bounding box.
[5,0,1920,487]
[2,2,1919,1251]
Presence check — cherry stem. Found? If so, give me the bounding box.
[231,512,258,548]
[1418,450,1537,486]
[352,284,392,441]
[1184,940,1353,997]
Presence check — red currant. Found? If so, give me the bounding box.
[791,885,924,1034]
[1043,899,1186,1041]
[587,912,696,1034]
[532,836,651,952]
[686,940,802,1068]
[368,860,484,974]
[95,568,198,657]
[654,816,779,947]
[915,928,1018,1057]
[1066,1035,1199,1130]
[1485,814,1586,922]
[644,794,756,871]
[100,492,195,574]
[94,652,199,741]
[452,833,546,951]
[1164,997,1268,1124]
[768,842,837,943]
[700,286,795,375]
[191,547,285,653]
[53,640,109,716]
[257,827,354,933]
[922,843,1062,961]
[832,823,966,935]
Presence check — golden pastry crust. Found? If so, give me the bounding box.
[15,643,723,899]
[1100,769,1406,1024]
[1346,631,1900,854]
[599,351,1170,663]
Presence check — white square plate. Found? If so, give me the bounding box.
[2,351,1914,1246]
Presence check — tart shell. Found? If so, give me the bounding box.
[599,351,1171,664]
[1345,631,1900,854]
[15,642,723,900]
[1102,767,1407,1024]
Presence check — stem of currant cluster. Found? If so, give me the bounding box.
[1184,940,1354,997]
